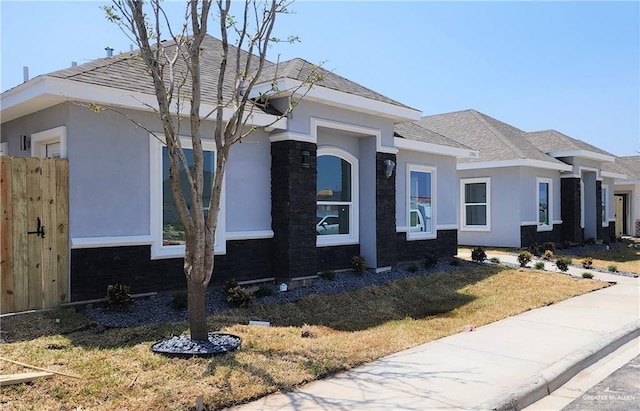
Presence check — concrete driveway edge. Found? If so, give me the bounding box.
[480,319,640,411]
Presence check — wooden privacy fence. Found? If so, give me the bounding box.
[1,157,69,314]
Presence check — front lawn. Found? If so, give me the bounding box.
[0,265,608,410]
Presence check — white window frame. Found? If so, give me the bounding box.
[580,181,585,229]
[316,146,359,247]
[460,177,491,231]
[601,184,609,227]
[31,126,67,158]
[536,177,553,232]
[149,134,226,259]
[406,164,436,240]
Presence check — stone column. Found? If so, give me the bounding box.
[561,177,582,243]
[376,152,397,268]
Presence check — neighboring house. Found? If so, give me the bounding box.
[0,36,475,302]
[418,109,623,248]
[418,110,572,248]
[607,156,640,237]
[524,129,623,244]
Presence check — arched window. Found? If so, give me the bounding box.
[316,147,358,245]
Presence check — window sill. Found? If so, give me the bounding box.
[316,235,359,247]
[150,243,226,260]
[537,225,553,232]
[406,232,437,241]
[460,226,491,232]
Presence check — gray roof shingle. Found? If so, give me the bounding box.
[32,36,413,112]
[394,122,472,150]
[417,109,567,166]
[604,156,640,180]
[524,129,615,157]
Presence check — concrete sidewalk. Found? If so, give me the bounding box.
[229,255,639,411]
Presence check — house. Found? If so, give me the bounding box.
[606,156,640,237]
[0,36,475,302]
[418,109,622,248]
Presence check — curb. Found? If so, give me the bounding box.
[479,319,640,411]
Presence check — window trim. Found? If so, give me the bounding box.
[406,163,437,240]
[149,134,226,259]
[601,184,609,227]
[536,177,553,232]
[316,146,359,247]
[31,126,67,158]
[460,177,491,232]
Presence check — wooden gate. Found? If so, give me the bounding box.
[1,157,69,314]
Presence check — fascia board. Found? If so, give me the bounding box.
[601,171,628,179]
[394,137,478,159]
[548,150,615,163]
[251,78,422,122]
[1,76,286,129]
[457,159,573,172]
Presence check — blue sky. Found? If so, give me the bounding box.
[1,1,638,156]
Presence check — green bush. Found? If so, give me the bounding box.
[542,250,555,261]
[471,247,487,263]
[226,285,253,308]
[528,243,541,257]
[517,251,533,267]
[490,257,500,264]
[562,240,572,250]
[424,254,439,269]
[105,284,135,311]
[319,270,336,280]
[171,291,188,311]
[534,261,546,270]
[556,257,572,272]
[253,284,276,298]
[406,263,419,273]
[607,264,618,273]
[543,242,555,251]
[582,272,594,279]
[351,255,366,275]
[581,256,593,269]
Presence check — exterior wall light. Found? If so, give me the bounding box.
[384,159,395,178]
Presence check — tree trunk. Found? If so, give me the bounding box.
[186,278,208,341]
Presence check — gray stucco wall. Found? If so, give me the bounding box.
[2,102,272,240]
[517,168,562,224]
[458,167,522,247]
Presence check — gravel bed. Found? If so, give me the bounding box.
[82,259,470,328]
[150,333,242,357]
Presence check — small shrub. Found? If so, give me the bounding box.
[471,247,487,263]
[105,284,135,311]
[171,291,188,311]
[607,264,618,273]
[449,257,461,266]
[406,263,419,273]
[582,272,594,279]
[542,250,555,261]
[226,285,253,308]
[319,270,336,280]
[556,257,572,272]
[490,257,500,264]
[351,255,366,275]
[529,243,541,257]
[581,256,593,269]
[224,278,239,293]
[584,237,596,245]
[517,251,533,267]
[562,240,572,250]
[424,254,439,269]
[253,284,276,298]
[543,242,555,251]
[534,261,546,270]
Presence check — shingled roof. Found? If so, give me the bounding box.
[257,58,413,109]
[524,129,615,158]
[417,109,568,167]
[394,122,472,150]
[604,156,640,181]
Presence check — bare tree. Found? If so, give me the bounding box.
[103,0,320,341]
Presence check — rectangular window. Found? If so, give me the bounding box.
[537,178,553,231]
[150,135,224,259]
[162,147,216,246]
[461,177,490,231]
[407,165,436,239]
[601,185,608,226]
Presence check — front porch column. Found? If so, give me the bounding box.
[561,177,582,243]
[376,152,397,268]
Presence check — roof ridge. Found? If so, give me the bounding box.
[469,110,529,159]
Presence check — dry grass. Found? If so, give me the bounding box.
[562,245,639,274]
[0,265,608,410]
